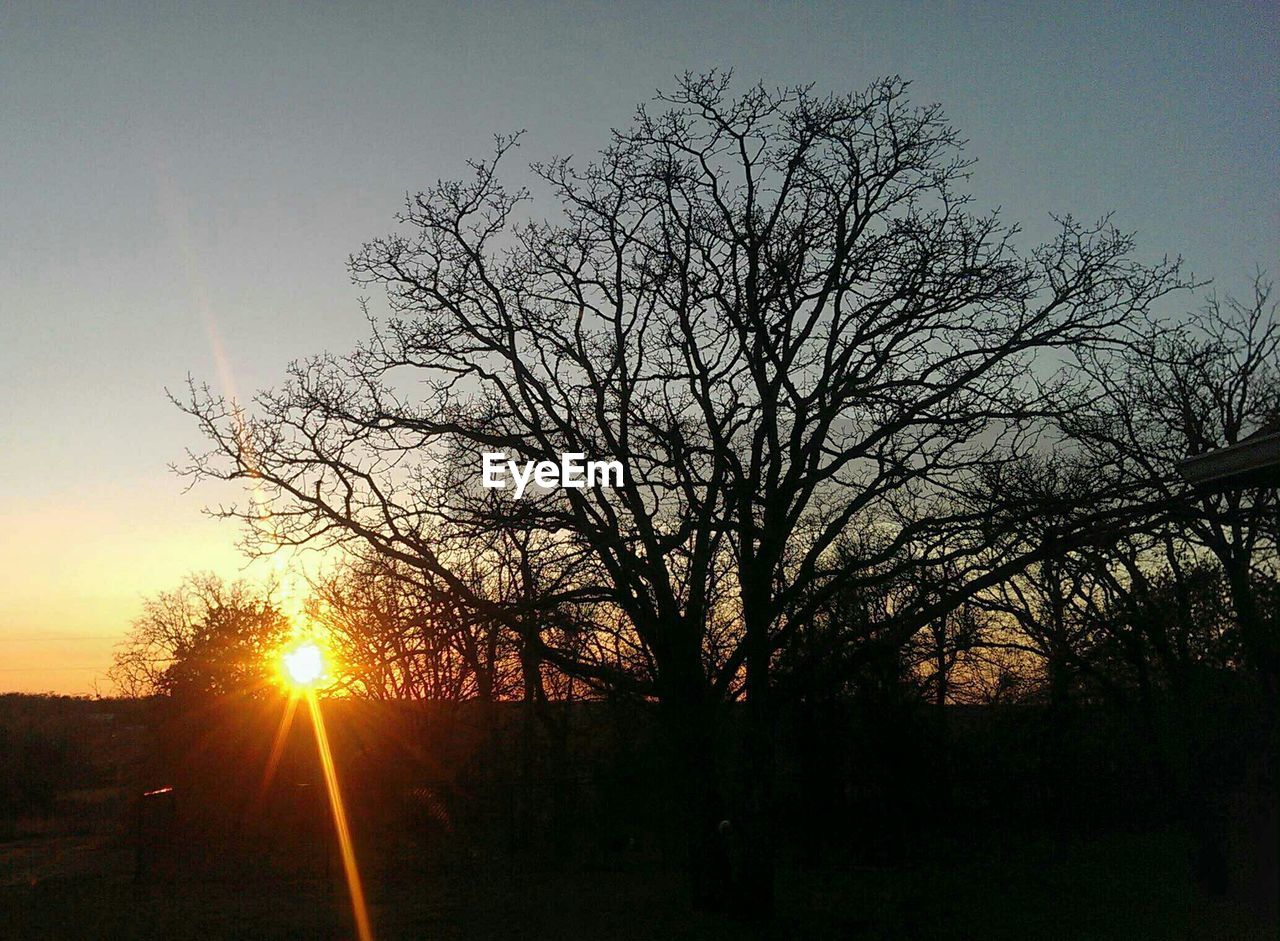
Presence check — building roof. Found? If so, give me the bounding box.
[1176,420,1280,488]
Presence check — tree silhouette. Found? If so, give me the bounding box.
[111,575,290,698]
[179,72,1191,911]
[1065,273,1279,690]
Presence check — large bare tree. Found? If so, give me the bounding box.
[180,72,1188,910]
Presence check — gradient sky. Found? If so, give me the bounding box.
[2,2,1276,693]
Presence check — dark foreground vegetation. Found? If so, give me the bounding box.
[4,836,1262,941]
[1,692,1275,939]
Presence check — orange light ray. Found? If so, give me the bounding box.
[305,689,374,941]
[250,694,299,815]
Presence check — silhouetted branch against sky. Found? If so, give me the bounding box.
[178,73,1199,713]
[3,5,1275,696]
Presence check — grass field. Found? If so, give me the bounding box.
[2,830,1274,940]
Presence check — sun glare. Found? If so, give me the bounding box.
[281,641,325,688]
[266,638,372,938]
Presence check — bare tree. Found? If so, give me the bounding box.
[310,556,488,701]
[1065,274,1279,690]
[179,72,1187,911]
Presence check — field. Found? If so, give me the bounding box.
[1,694,1274,939]
[3,831,1274,940]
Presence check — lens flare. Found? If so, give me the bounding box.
[268,640,373,940]
[305,689,374,941]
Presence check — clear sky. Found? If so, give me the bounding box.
[1,2,1276,693]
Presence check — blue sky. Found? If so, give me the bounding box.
[1,1,1275,691]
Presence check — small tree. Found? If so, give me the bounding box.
[111,575,290,698]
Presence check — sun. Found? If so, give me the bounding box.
[281,640,326,689]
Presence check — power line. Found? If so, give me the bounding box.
[0,666,107,672]
[0,635,120,642]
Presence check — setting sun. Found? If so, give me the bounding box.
[281,641,325,689]
[4,7,1276,938]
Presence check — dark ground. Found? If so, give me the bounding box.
[2,694,1275,939]
[1,830,1274,940]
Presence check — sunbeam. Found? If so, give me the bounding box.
[305,689,374,941]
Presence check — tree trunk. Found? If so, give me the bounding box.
[662,691,731,911]
[739,605,776,919]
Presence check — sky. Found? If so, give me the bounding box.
[1,1,1276,693]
